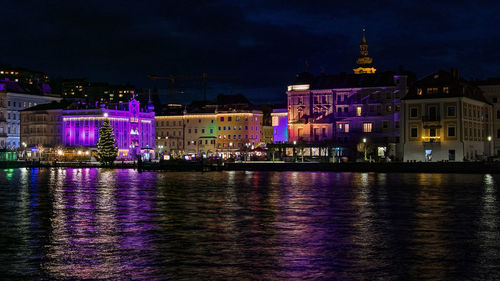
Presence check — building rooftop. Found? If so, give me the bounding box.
[291,71,408,90]
[474,77,500,86]
[403,69,489,103]
[21,100,72,111]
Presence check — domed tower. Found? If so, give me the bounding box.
[353,28,377,74]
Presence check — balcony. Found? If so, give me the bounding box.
[422,136,441,143]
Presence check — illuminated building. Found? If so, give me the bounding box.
[287,71,408,160]
[475,78,500,156]
[155,110,263,158]
[61,79,136,103]
[402,70,493,161]
[21,98,156,160]
[155,113,217,157]
[271,108,288,143]
[216,111,262,157]
[20,101,69,149]
[353,28,376,75]
[261,125,274,145]
[0,64,51,94]
[62,97,155,160]
[0,80,61,148]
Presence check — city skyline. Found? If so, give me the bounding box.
[1,1,499,104]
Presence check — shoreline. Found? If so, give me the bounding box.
[2,161,500,174]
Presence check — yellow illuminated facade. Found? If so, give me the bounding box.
[216,111,262,154]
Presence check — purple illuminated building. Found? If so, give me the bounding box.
[271,109,288,143]
[61,97,155,160]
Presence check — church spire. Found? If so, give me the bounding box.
[353,28,376,74]
[147,89,155,112]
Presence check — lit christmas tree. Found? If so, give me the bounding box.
[97,119,118,166]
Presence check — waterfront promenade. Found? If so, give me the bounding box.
[2,160,500,174]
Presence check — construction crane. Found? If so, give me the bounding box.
[147,72,215,105]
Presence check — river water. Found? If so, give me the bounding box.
[0,168,499,280]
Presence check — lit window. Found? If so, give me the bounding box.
[417,88,422,95]
[363,122,372,132]
[356,106,362,116]
[428,88,438,94]
[443,87,449,94]
[272,116,279,126]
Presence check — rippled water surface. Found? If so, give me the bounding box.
[0,168,500,280]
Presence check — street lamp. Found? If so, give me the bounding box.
[362,138,367,161]
[488,136,493,157]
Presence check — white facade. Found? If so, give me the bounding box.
[0,92,60,148]
[478,83,500,156]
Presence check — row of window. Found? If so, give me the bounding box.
[187,128,214,134]
[186,140,216,145]
[219,116,258,122]
[292,91,400,105]
[159,130,182,137]
[410,127,455,138]
[1,140,18,147]
[409,106,456,118]
[416,87,449,95]
[218,142,255,148]
[336,105,401,114]
[1,126,17,134]
[3,100,37,108]
[23,115,62,122]
[218,134,256,140]
[26,127,60,134]
[336,120,399,133]
[218,125,256,131]
[410,126,486,139]
[158,120,183,127]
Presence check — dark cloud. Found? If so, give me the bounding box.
[0,0,498,104]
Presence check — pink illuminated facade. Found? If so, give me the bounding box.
[62,98,155,159]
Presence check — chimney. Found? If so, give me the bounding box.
[451,68,459,80]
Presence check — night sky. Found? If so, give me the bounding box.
[2,1,499,104]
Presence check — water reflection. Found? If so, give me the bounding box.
[475,174,500,279]
[0,169,499,279]
[42,169,158,280]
